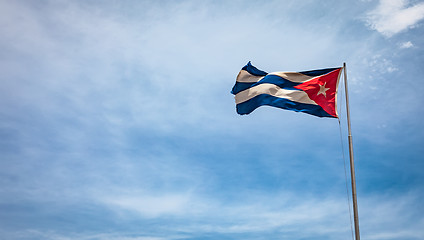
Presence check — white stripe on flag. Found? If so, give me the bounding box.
[236,70,318,84]
[268,72,316,83]
[236,70,264,83]
[235,83,317,105]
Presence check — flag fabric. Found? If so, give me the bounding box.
[231,62,343,118]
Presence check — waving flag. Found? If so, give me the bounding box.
[231,62,343,118]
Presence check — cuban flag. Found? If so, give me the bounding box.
[231,62,343,118]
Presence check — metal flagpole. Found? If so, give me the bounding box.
[343,62,360,240]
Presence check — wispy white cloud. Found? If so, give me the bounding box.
[365,0,424,37]
[94,188,423,240]
[400,40,414,48]
[362,54,398,74]
[0,229,169,240]
[3,191,422,240]
[361,191,424,240]
[101,193,192,218]
[92,190,354,238]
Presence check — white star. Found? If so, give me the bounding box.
[317,82,330,97]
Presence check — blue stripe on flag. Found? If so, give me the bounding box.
[231,74,300,95]
[242,61,268,76]
[231,82,256,95]
[236,94,335,118]
[299,68,339,76]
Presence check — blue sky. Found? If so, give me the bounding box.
[1,0,424,239]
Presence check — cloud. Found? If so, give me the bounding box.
[3,191,423,240]
[400,40,414,48]
[365,0,424,37]
[93,188,423,240]
[360,191,424,240]
[95,190,355,238]
[0,229,169,240]
[362,54,398,74]
[101,193,192,218]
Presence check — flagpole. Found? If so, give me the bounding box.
[343,62,360,240]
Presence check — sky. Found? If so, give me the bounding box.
[1,0,424,239]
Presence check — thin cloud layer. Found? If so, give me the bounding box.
[365,0,424,37]
[2,191,423,240]
[400,40,414,48]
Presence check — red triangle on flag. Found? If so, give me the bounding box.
[294,68,341,117]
